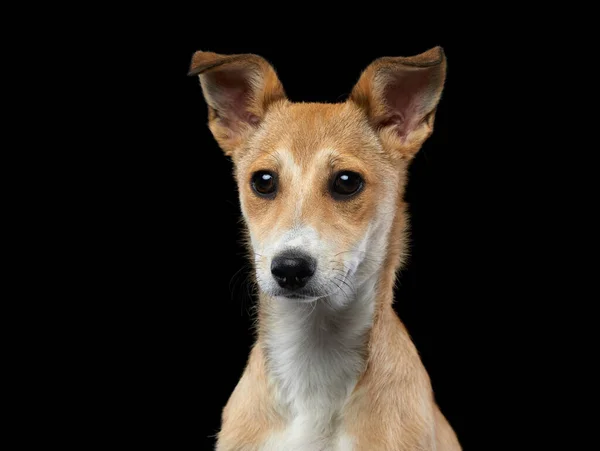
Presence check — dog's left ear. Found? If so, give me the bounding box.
[350,46,446,159]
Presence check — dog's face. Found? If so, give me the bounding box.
[189,49,446,305]
[235,102,399,304]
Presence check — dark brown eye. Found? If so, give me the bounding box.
[251,171,277,198]
[331,171,364,199]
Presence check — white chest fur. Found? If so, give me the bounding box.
[261,422,355,451]
[260,279,376,451]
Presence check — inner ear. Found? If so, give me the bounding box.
[379,65,442,137]
[205,69,261,127]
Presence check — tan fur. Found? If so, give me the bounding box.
[190,47,461,450]
[216,346,285,451]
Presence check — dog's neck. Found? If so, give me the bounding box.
[258,271,380,422]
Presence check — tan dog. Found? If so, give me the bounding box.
[189,47,461,451]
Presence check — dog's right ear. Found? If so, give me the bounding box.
[188,51,286,156]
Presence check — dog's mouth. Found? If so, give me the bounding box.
[272,279,350,302]
[274,289,319,301]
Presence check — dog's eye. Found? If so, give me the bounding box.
[251,171,278,198]
[331,171,364,199]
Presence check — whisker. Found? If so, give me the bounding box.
[333,278,353,300]
[329,253,385,265]
[228,264,250,296]
[333,275,355,298]
[304,297,318,317]
[331,276,351,300]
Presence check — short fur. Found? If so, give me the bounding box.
[189,47,461,450]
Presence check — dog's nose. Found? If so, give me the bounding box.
[271,252,316,290]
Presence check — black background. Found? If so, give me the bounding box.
[105,16,520,450]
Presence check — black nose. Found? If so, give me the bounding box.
[271,252,316,290]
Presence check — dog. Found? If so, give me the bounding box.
[189,46,461,450]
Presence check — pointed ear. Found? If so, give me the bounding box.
[350,46,446,159]
[188,51,286,156]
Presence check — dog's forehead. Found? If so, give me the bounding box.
[242,101,383,168]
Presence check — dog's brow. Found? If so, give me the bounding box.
[309,148,339,168]
[256,148,283,167]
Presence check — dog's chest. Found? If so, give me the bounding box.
[260,341,360,451]
[259,291,374,451]
[261,416,355,451]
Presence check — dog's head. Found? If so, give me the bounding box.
[189,48,446,306]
